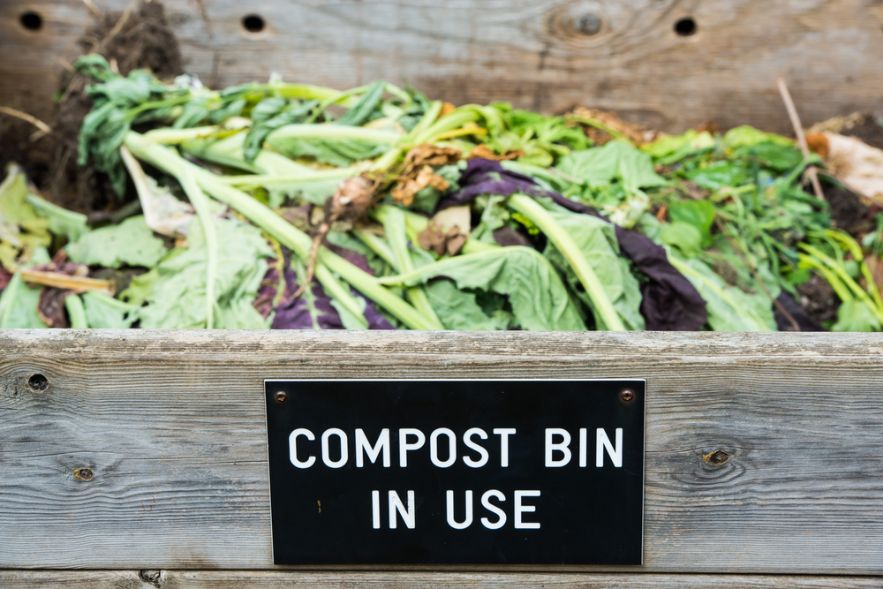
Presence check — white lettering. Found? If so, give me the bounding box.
[289,428,315,468]
[545,428,571,467]
[596,427,623,467]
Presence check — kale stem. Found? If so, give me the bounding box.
[381,206,444,329]
[507,194,626,331]
[64,294,88,328]
[123,132,436,330]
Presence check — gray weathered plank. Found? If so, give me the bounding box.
[1,1,882,132]
[2,570,883,589]
[1,330,883,572]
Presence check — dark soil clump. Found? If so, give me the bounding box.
[1,1,182,212]
[821,178,873,237]
[796,274,839,327]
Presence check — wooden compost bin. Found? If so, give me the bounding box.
[1,330,883,588]
[3,1,883,587]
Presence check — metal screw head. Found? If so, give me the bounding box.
[274,391,288,405]
[619,389,635,403]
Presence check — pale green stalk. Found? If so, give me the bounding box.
[267,124,401,144]
[178,169,219,328]
[353,229,396,267]
[123,132,436,330]
[380,207,443,329]
[64,294,88,328]
[507,194,626,331]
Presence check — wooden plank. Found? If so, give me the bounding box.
[2,570,883,589]
[1,1,882,132]
[1,330,883,572]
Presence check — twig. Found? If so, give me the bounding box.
[81,0,103,18]
[20,270,115,295]
[0,106,52,140]
[776,77,825,201]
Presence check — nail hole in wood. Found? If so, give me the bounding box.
[27,373,48,391]
[674,16,697,37]
[19,11,43,32]
[242,14,266,34]
[576,14,602,36]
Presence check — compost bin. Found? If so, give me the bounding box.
[1,1,883,588]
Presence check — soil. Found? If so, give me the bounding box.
[811,112,883,150]
[0,1,182,212]
[821,179,873,236]
[796,274,839,327]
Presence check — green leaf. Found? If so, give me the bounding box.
[0,165,50,268]
[425,279,512,330]
[669,199,715,247]
[134,217,272,329]
[557,140,667,193]
[243,97,316,162]
[660,221,703,257]
[81,291,138,328]
[723,125,793,149]
[381,246,585,331]
[531,201,645,330]
[67,216,167,268]
[337,81,385,126]
[26,193,88,241]
[0,272,46,328]
[831,299,882,332]
[670,255,775,331]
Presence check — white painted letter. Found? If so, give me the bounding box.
[430,428,457,468]
[388,490,416,529]
[480,489,507,530]
[289,428,315,468]
[320,428,348,468]
[493,428,516,467]
[356,428,390,467]
[545,428,571,467]
[463,428,489,467]
[398,428,426,467]
[446,490,473,529]
[596,427,623,467]
[514,490,541,529]
[371,490,381,529]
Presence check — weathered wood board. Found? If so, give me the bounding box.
[3,570,883,589]
[1,330,883,574]
[1,0,883,132]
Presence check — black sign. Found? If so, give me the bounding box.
[265,379,644,565]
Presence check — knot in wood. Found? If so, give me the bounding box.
[72,467,94,481]
[703,449,730,466]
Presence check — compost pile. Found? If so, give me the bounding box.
[0,56,881,331]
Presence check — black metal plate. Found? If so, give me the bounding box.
[265,379,644,565]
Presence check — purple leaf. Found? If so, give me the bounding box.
[447,158,708,330]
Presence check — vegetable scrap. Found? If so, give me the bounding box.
[0,55,881,331]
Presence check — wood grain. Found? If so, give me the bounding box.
[3,570,883,589]
[1,330,883,573]
[1,1,882,132]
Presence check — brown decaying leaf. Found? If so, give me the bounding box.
[391,145,462,207]
[418,222,467,256]
[294,174,381,300]
[38,288,70,328]
[417,205,470,256]
[568,107,656,146]
[469,144,523,161]
[821,132,883,207]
